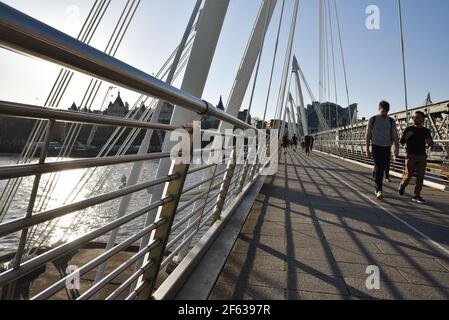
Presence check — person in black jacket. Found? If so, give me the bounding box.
[292,134,298,151]
[304,135,313,156]
[398,111,434,204]
[282,134,289,154]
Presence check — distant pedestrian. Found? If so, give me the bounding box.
[292,134,298,151]
[366,101,400,200]
[309,135,315,154]
[304,135,313,156]
[282,134,289,154]
[398,111,434,204]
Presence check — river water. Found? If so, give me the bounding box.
[0,155,209,256]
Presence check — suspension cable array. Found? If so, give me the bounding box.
[0,0,112,223]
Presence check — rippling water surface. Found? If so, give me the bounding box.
[0,155,205,256]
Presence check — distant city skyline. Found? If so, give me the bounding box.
[0,0,448,121]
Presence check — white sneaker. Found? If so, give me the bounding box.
[376,191,384,201]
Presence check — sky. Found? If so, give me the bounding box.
[0,0,448,120]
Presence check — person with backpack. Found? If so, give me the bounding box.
[398,111,434,204]
[365,101,400,200]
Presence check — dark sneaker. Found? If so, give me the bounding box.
[412,196,426,204]
[398,185,405,196]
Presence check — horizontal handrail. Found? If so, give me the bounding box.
[77,241,158,300]
[33,235,161,300]
[181,168,228,195]
[0,3,255,131]
[0,101,178,132]
[0,202,169,287]
[0,152,171,180]
[105,258,154,300]
[176,180,223,214]
[0,175,177,237]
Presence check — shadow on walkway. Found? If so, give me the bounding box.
[209,150,449,300]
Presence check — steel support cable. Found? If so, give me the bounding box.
[19,0,106,166]
[397,0,409,124]
[279,73,293,137]
[295,60,328,131]
[263,0,286,124]
[319,0,330,131]
[0,0,110,222]
[274,0,299,129]
[34,0,139,199]
[77,0,138,110]
[327,0,339,127]
[324,0,332,127]
[57,0,138,164]
[56,0,137,158]
[63,0,142,161]
[26,5,197,252]
[64,22,196,167]
[42,0,101,107]
[0,0,110,212]
[0,2,109,230]
[62,40,193,213]
[24,0,141,253]
[108,47,194,158]
[98,0,204,285]
[333,0,352,125]
[26,0,111,160]
[245,0,274,122]
[49,0,110,109]
[323,0,330,128]
[48,35,194,219]
[319,0,325,104]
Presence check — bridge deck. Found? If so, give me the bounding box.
[209,150,449,300]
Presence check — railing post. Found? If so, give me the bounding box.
[247,134,260,182]
[134,130,193,300]
[235,160,250,196]
[236,131,260,194]
[212,150,237,223]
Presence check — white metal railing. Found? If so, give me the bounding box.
[314,140,449,186]
[0,3,272,300]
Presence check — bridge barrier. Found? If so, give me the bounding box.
[0,3,274,300]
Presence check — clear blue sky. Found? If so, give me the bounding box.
[0,0,448,120]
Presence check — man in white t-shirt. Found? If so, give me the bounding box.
[365,101,400,200]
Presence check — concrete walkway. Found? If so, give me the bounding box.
[209,150,449,300]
